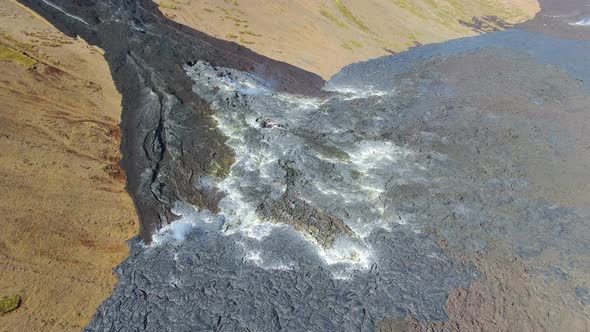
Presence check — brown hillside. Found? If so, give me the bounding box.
[155,0,540,78]
[0,0,137,330]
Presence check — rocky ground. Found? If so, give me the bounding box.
[89,27,590,330]
[0,0,137,330]
[154,0,539,78]
[10,0,590,331]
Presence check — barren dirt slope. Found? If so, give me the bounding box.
[0,0,137,330]
[155,0,540,78]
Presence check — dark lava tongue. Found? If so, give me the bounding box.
[18,0,326,242]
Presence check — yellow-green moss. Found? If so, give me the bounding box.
[0,45,37,69]
[390,0,429,20]
[239,30,261,37]
[158,1,177,10]
[0,295,21,315]
[239,38,255,45]
[0,32,36,55]
[341,40,363,50]
[349,40,362,47]
[387,0,524,32]
[332,0,369,31]
[320,9,348,29]
[226,33,238,39]
[224,15,247,23]
[206,154,235,178]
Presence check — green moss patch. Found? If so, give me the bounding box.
[0,295,21,315]
[0,45,37,69]
[157,1,178,10]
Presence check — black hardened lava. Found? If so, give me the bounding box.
[18,0,326,242]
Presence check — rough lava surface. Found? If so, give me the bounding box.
[95,32,589,332]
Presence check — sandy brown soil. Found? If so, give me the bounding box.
[0,0,137,330]
[380,250,590,332]
[154,0,540,78]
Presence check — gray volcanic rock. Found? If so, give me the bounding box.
[257,190,356,248]
[89,223,472,331]
[330,29,590,91]
[90,30,590,330]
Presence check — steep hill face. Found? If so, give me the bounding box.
[154,0,540,78]
[0,0,137,330]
